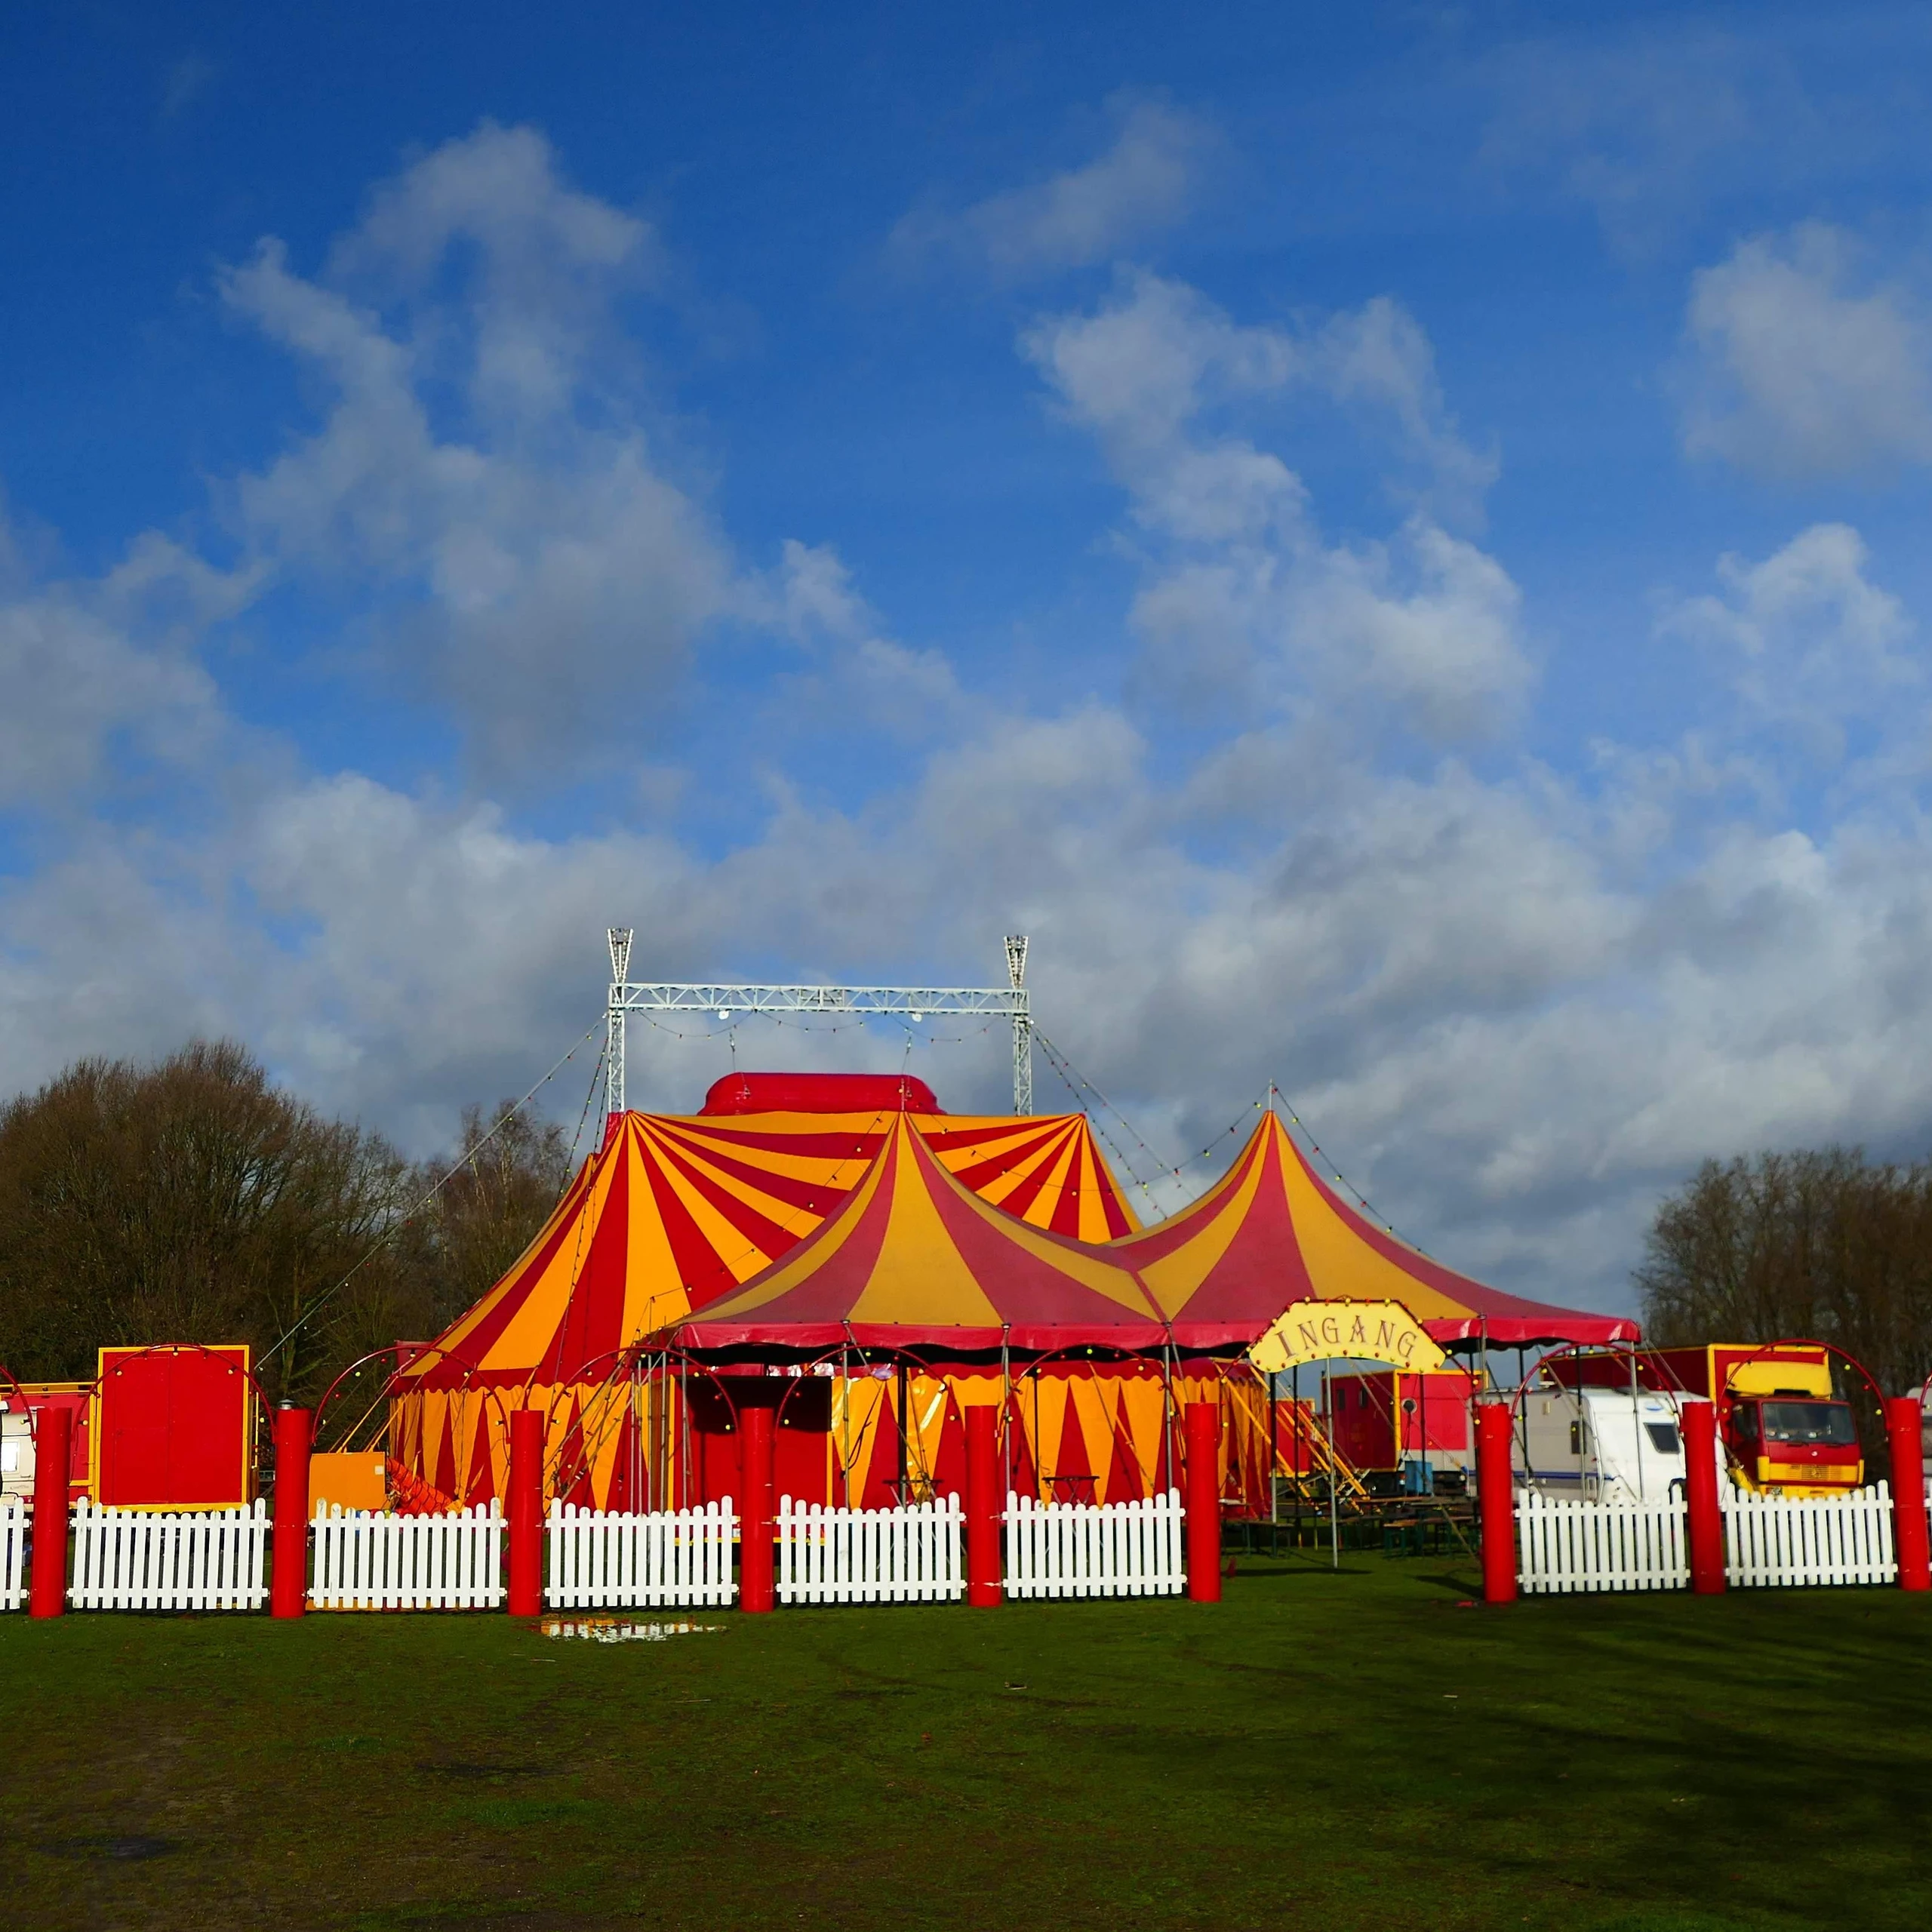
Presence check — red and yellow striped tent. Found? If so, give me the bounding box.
[389,1103,1140,1507]
[1114,1111,1639,1349]
[678,1116,1177,1508]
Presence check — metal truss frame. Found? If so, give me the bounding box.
[603,931,1032,1116]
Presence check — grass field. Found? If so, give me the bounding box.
[2,1551,1927,1931]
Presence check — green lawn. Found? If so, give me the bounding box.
[2,1553,1927,1930]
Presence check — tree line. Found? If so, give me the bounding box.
[1637,1147,1932,1396]
[0,1040,572,1405]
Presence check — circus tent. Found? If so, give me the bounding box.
[388,1084,1635,1515]
[677,1115,1177,1510]
[388,1094,1142,1509]
[401,1101,1139,1395]
[1112,1111,1639,1350]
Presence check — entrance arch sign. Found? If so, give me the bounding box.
[1249,1300,1446,1375]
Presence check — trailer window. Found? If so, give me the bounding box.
[1761,1402,1857,1446]
[1568,1420,1586,1455]
[1643,1423,1681,1454]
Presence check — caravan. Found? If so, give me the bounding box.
[1516,1385,1718,1504]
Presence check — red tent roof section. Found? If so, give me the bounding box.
[1114,1112,1638,1349]
[675,1115,1169,1352]
[700,1072,943,1115]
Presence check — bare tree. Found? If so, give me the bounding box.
[1636,1149,1932,1395]
[0,1041,405,1401]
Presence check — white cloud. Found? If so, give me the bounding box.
[1026,272,1524,736]
[221,125,733,780]
[1660,523,1916,734]
[1681,224,1932,480]
[0,520,242,808]
[894,97,1212,279]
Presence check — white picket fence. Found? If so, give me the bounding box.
[1004,1489,1186,1600]
[776,1495,963,1604]
[1,1500,26,1610]
[1518,1483,1920,1593]
[309,1502,503,1610]
[546,1500,738,1608]
[68,1498,269,1611]
[1518,1491,1687,1595]
[1726,1483,1897,1588]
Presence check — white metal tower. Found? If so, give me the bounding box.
[1004,933,1032,1115]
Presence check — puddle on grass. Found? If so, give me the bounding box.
[540,1616,723,1644]
[51,1835,178,1862]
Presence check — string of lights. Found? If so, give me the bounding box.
[1034,1030,1259,1206]
[261,1017,605,1367]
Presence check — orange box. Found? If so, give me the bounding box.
[308,1451,388,1512]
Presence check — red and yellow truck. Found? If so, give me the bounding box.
[1552,1343,1862,1498]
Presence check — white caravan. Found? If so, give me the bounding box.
[1515,1385,1718,1504]
[0,1411,32,1501]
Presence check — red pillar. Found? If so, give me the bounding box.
[28,1403,72,1620]
[507,1407,544,1617]
[964,1404,1001,1607]
[1684,1399,1727,1595]
[1475,1401,1516,1605]
[1185,1401,1221,1604]
[1887,1396,1930,1592]
[270,1404,312,1620]
[739,1405,775,1614]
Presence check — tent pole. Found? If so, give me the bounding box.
[1269,1374,1278,1527]
[897,1359,909,1505]
[1293,1361,1301,1543]
[1000,1330,1011,1500]
[1325,1369,1339,1571]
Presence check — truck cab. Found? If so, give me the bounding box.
[1724,1392,1862,1497]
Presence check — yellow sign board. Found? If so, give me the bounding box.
[1248,1300,1446,1375]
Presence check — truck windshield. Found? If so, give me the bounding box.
[1759,1402,1858,1446]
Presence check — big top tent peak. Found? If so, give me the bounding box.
[1112,1110,1638,1351]
[673,1113,1168,1352]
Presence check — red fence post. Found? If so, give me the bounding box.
[1185,1401,1221,1603]
[965,1404,1001,1608]
[28,1402,72,1620]
[1887,1396,1930,1592]
[740,1405,775,1614]
[1683,1399,1727,1595]
[1475,1401,1516,1605]
[270,1404,312,1620]
[507,1407,544,1618]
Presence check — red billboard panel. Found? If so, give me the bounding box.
[92,1346,256,1508]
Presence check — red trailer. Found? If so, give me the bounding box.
[1327,1367,1479,1484]
[0,1384,91,1503]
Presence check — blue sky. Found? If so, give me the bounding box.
[6,2,1932,1313]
